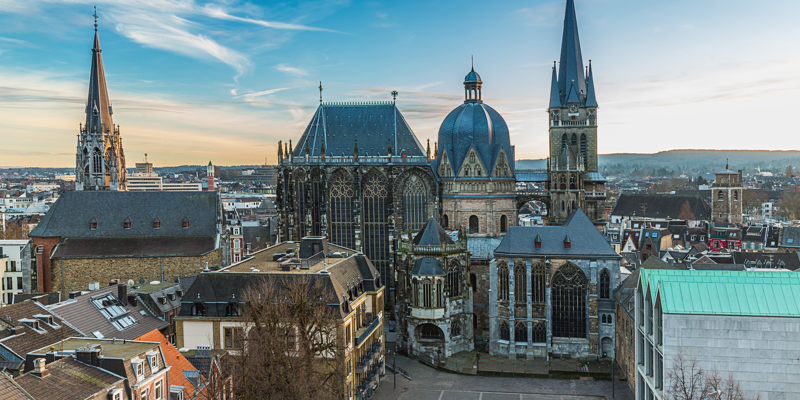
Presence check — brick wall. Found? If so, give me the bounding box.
[31,237,60,293]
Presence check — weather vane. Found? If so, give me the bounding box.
[93,6,98,31]
[391,91,398,104]
[319,81,323,104]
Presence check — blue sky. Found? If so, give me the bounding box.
[1,0,799,167]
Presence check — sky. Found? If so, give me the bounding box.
[1,0,800,168]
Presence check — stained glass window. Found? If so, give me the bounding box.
[330,171,355,250]
[403,176,427,231]
[514,264,526,304]
[552,264,588,338]
[363,172,389,282]
[599,269,610,299]
[515,322,527,343]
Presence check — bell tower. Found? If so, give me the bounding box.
[547,0,605,224]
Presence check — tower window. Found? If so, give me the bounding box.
[718,191,724,201]
[469,215,479,233]
[90,221,97,230]
[92,148,102,174]
[733,190,738,201]
[500,215,507,232]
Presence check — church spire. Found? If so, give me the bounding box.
[86,22,113,136]
[549,61,561,108]
[585,60,598,107]
[558,0,586,104]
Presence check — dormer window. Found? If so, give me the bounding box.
[158,297,167,305]
[182,217,190,229]
[146,352,160,372]
[564,234,571,249]
[34,314,55,326]
[175,290,184,298]
[191,302,206,316]
[534,234,542,249]
[90,218,98,230]
[167,293,176,301]
[123,217,131,229]
[225,302,239,317]
[19,318,42,332]
[153,218,161,229]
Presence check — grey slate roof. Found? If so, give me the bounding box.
[85,29,113,135]
[779,226,800,249]
[549,0,596,108]
[494,209,620,259]
[732,251,800,271]
[413,217,454,246]
[467,237,503,262]
[292,103,426,159]
[410,258,445,276]
[611,193,710,220]
[29,191,220,239]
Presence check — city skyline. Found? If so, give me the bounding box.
[1,0,799,167]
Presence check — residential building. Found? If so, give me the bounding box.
[740,225,768,251]
[0,240,33,304]
[25,338,170,400]
[127,173,202,192]
[489,209,621,359]
[635,270,800,400]
[48,284,169,341]
[131,282,185,345]
[28,191,228,296]
[708,225,741,252]
[0,300,83,366]
[15,357,128,400]
[778,226,800,251]
[175,236,385,400]
[136,329,203,400]
[610,194,710,226]
[732,251,800,271]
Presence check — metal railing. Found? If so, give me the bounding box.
[550,119,596,127]
[356,317,382,346]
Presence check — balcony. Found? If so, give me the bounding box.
[550,119,596,127]
[585,191,606,198]
[355,316,382,346]
[355,342,382,374]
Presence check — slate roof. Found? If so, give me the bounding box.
[640,270,800,317]
[84,29,113,136]
[132,282,183,314]
[48,285,168,340]
[29,191,220,239]
[611,194,710,220]
[495,209,619,259]
[467,237,503,262]
[136,330,200,398]
[0,300,84,361]
[0,371,31,400]
[732,251,800,271]
[779,226,800,248]
[15,357,123,400]
[51,237,217,259]
[410,258,445,276]
[292,103,426,159]
[413,217,454,246]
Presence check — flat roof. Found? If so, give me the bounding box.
[640,269,800,317]
[29,338,158,360]
[131,281,180,294]
[220,241,355,274]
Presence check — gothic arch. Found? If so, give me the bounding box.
[395,169,436,232]
[292,168,308,237]
[551,263,588,338]
[446,261,461,297]
[497,261,509,301]
[362,169,390,283]
[561,134,568,149]
[599,268,610,299]
[329,170,355,250]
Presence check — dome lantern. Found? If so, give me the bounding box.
[463,65,482,103]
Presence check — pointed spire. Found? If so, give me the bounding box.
[549,61,561,108]
[566,81,580,104]
[85,17,113,137]
[426,139,431,162]
[558,0,586,104]
[585,60,598,107]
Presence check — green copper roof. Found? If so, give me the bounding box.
[640,269,800,317]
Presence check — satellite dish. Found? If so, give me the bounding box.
[139,278,145,284]
[127,280,135,287]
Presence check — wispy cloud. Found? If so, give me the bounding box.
[241,87,293,100]
[275,63,309,76]
[511,2,563,27]
[201,5,339,33]
[0,36,30,45]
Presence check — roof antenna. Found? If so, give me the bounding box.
[318,82,323,104]
[93,6,98,32]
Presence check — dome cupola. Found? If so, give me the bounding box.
[463,66,482,103]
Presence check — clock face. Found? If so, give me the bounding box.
[568,104,579,113]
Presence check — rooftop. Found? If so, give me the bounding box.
[15,357,122,400]
[29,337,159,360]
[220,239,355,274]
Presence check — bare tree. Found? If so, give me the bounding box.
[230,276,345,400]
[668,354,705,400]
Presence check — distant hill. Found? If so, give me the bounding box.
[517,150,800,175]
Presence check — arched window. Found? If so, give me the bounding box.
[608,315,613,324]
[560,175,566,190]
[469,215,479,233]
[411,278,419,306]
[561,201,565,212]
[436,280,443,307]
[499,319,510,341]
[451,321,461,337]
[92,148,102,174]
[403,176,428,231]
[561,134,568,149]
[514,263,526,304]
[293,170,307,236]
[580,134,587,167]
[532,322,546,343]
[442,214,449,228]
[363,172,389,285]
[447,264,461,297]
[422,279,432,308]
[602,314,607,324]
[552,264,588,338]
[571,134,577,147]
[420,324,441,340]
[498,262,509,301]
[311,173,323,236]
[500,215,507,233]
[532,262,545,303]
[599,269,610,299]
[330,171,355,250]
[733,190,738,201]
[515,322,528,343]
[718,191,724,201]
[570,175,576,190]
[464,166,470,177]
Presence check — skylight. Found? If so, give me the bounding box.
[90,293,138,330]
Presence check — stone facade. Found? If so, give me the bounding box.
[51,249,222,297]
[711,168,743,225]
[615,301,636,392]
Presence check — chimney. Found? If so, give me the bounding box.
[32,358,49,378]
[75,346,101,366]
[118,284,128,306]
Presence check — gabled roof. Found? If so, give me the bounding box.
[779,226,800,248]
[292,103,425,159]
[640,269,800,317]
[494,208,619,259]
[0,371,32,400]
[15,357,123,400]
[413,217,454,245]
[0,300,83,361]
[410,258,445,276]
[732,251,800,271]
[136,329,201,398]
[29,191,220,239]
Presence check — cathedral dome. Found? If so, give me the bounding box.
[436,68,514,177]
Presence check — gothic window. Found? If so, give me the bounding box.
[500,215,507,233]
[422,279,432,308]
[532,322,546,343]
[599,269,610,299]
[363,172,389,283]
[470,153,475,163]
[514,264,526,304]
[515,322,528,343]
[552,264,588,338]
[580,134,587,167]
[451,321,461,337]
[403,176,427,231]
[330,171,355,250]
[412,278,419,306]
[446,264,461,297]
[476,169,481,177]
[560,175,566,190]
[420,324,441,340]
[464,166,470,177]
[436,280,443,307]
[497,262,509,301]
[602,314,607,324]
[469,215,479,233]
[92,148,102,174]
[561,134,568,149]
[561,201,565,212]
[733,190,738,201]
[499,319,510,341]
[311,174,323,236]
[442,214,449,228]
[532,263,545,303]
[571,134,577,147]
[570,175,576,190]
[718,191,724,201]
[293,171,307,236]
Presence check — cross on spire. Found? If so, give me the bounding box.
[93,6,98,31]
[318,81,323,104]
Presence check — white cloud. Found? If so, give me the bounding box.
[275,64,309,76]
[241,87,292,100]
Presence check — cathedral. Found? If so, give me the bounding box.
[278,0,612,360]
[75,20,127,191]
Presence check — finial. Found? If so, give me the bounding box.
[391,90,398,104]
[726,158,729,170]
[553,61,556,70]
[319,81,323,104]
[93,6,98,31]
[471,55,474,70]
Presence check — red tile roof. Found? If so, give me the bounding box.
[136,329,201,398]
